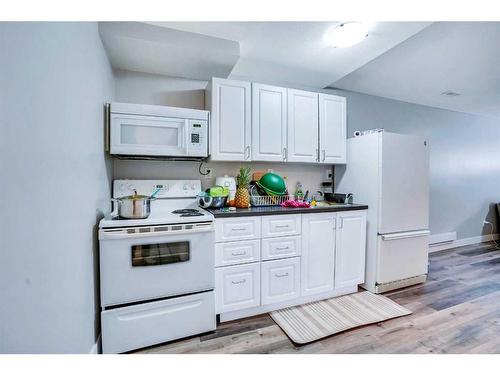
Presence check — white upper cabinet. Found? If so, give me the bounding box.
[207,78,251,161]
[319,93,347,164]
[287,89,319,163]
[334,211,367,288]
[252,83,287,162]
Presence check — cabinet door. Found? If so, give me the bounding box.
[319,94,346,164]
[209,78,251,161]
[252,83,287,162]
[261,257,300,305]
[215,263,260,314]
[301,213,336,296]
[335,211,367,288]
[287,89,319,163]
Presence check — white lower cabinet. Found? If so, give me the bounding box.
[215,262,260,313]
[261,257,300,305]
[335,211,367,288]
[301,213,336,296]
[215,210,367,321]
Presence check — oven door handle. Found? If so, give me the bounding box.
[99,223,214,240]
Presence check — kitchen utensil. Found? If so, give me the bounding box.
[257,173,286,196]
[215,175,236,200]
[198,191,228,208]
[249,184,290,207]
[112,191,155,219]
[150,187,161,198]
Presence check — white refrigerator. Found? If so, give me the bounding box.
[336,131,430,293]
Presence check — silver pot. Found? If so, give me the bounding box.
[112,194,155,219]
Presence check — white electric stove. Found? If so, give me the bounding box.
[98,179,216,354]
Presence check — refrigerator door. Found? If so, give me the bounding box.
[379,133,429,234]
[377,231,429,284]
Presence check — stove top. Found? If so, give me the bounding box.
[99,179,213,229]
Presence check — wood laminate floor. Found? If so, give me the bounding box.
[136,242,500,354]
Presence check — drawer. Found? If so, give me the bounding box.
[261,235,301,260]
[215,263,260,313]
[215,240,261,267]
[215,217,261,242]
[261,257,300,305]
[261,214,301,238]
[101,291,215,353]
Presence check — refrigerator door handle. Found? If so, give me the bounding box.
[381,230,430,241]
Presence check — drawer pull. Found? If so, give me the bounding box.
[231,251,247,256]
[275,246,289,251]
[275,272,289,278]
[231,279,246,284]
[231,228,246,232]
[275,225,290,229]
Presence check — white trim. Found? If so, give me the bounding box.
[429,231,457,245]
[89,335,101,354]
[429,233,499,253]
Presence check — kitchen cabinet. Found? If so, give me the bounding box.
[215,263,260,313]
[319,93,347,164]
[301,213,336,296]
[214,209,366,322]
[252,83,287,162]
[287,89,319,163]
[207,78,251,161]
[261,257,301,305]
[335,211,367,288]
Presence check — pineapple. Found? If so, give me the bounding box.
[235,166,251,208]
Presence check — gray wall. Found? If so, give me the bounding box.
[329,89,500,239]
[0,22,114,353]
[114,69,500,240]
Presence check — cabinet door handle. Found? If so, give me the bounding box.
[275,272,289,278]
[231,251,247,256]
[232,279,246,284]
[275,224,290,229]
[322,150,326,162]
[316,149,319,162]
[275,246,289,251]
[338,218,343,229]
[245,146,250,160]
[282,147,286,161]
[231,227,246,232]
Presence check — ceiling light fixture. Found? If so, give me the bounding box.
[324,22,369,48]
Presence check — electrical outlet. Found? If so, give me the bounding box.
[203,167,212,179]
[325,169,332,180]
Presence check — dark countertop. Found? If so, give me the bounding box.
[207,203,368,218]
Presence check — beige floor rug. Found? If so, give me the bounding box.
[269,291,412,344]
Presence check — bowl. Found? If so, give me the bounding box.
[257,173,286,196]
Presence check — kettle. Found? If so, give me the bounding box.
[215,175,236,200]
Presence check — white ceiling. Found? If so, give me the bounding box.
[331,22,500,118]
[149,22,431,89]
[99,22,240,80]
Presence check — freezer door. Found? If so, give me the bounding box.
[377,231,429,284]
[379,132,429,234]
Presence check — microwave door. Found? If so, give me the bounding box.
[110,114,188,156]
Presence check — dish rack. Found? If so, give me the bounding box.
[250,194,291,207]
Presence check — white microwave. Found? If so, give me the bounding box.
[107,102,209,159]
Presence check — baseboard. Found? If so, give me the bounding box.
[429,233,499,253]
[89,335,101,354]
[429,231,457,245]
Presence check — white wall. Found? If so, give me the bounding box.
[0,22,114,353]
[112,70,330,194]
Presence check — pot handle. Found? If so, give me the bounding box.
[110,198,119,217]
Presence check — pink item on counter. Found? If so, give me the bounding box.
[281,200,310,208]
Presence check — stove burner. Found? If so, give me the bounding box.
[172,209,201,214]
[172,209,204,217]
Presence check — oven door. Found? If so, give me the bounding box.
[99,224,214,307]
[110,113,188,157]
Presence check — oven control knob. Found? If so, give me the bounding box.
[183,184,189,190]
[190,184,196,190]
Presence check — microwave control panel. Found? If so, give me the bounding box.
[188,119,208,157]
